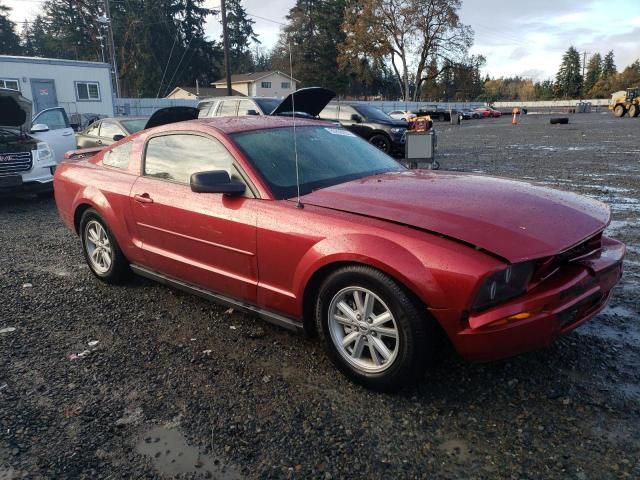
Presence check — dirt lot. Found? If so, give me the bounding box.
[1,112,638,479]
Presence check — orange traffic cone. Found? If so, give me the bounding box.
[512,107,519,125]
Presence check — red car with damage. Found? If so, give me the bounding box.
[53,115,624,391]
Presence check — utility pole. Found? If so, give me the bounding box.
[581,51,589,100]
[103,0,121,98]
[220,0,232,96]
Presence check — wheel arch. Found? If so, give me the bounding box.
[296,236,446,335]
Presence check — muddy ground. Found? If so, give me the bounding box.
[1,112,638,479]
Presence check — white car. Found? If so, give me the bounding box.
[388,110,417,122]
[0,88,75,195]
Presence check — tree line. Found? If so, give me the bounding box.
[0,0,638,102]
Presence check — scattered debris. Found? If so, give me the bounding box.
[262,375,271,384]
[202,350,212,355]
[224,308,234,315]
[87,340,99,347]
[247,327,266,339]
[63,406,82,418]
[67,350,91,361]
[0,327,16,335]
[22,283,33,288]
[0,383,8,391]
[229,326,237,330]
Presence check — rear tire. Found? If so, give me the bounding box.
[614,105,627,117]
[629,104,639,118]
[80,209,130,284]
[550,117,569,125]
[368,134,391,153]
[315,265,437,392]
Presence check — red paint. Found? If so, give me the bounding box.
[54,118,625,362]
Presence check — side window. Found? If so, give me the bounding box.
[281,82,290,89]
[338,106,356,121]
[217,101,238,117]
[261,81,271,88]
[99,121,125,139]
[34,109,69,130]
[198,102,212,118]
[103,142,133,170]
[144,134,236,184]
[237,100,257,116]
[319,105,338,120]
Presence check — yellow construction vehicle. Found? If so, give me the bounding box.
[609,87,640,117]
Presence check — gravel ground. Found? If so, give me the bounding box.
[1,112,638,479]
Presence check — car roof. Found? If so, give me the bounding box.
[183,116,329,134]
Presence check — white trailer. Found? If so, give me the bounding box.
[0,55,114,117]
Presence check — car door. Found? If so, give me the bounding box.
[338,105,369,138]
[130,132,258,303]
[76,121,101,148]
[31,107,76,163]
[98,120,127,146]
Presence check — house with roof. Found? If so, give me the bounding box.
[166,85,244,100]
[210,71,297,98]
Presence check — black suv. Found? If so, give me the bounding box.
[318,104,407,154]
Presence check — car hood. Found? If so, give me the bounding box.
[300,171,610,262]
[145,106,200,130]
[271,87,335,117]
[0,88,32,131]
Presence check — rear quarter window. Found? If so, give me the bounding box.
[102,142,133,170]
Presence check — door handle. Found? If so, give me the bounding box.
[134,193,154,204]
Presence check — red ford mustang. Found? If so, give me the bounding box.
[54,116,624,391]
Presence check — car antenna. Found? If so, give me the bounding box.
[289,42,303,209]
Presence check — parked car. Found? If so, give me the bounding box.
[474,106,502,118]
[0,88,73,195]
[197,87,336,120]
[319,104,407,154]
[459,109,482,120]
[388,110,417,122]
[76,117,149,148]
[69,112,105,132]
[54,115,625,391]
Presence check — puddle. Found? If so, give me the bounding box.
[137,426,243,479]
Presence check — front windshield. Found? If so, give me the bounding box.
[120,119,148,134]
[232,126,404,199]
[354,105,394,122]
[253,98,281,114]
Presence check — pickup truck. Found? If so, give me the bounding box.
[0,88,76,195]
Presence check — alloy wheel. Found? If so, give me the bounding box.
[84,220,113,274]
[327,286,399,373]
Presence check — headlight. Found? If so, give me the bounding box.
[36,142,54,164]
[472,262,535,311]
[390,128,405,134]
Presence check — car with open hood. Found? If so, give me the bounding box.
[0,88,67,195]
[197,87,336,120]
[75,106,200,149]
[53,116,625,391]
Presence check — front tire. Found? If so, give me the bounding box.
[80,209,130,284]
[368,134,391,153]
[629,104,639,118]
[315,266,435,392]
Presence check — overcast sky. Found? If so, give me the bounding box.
[5,0,639,80]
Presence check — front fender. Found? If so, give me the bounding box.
[292,233,447,309]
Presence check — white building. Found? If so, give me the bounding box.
[210,71,298,98]
[0,55,114,117]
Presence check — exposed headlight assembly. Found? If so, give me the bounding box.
[390,127,405,134]
[472,262,535,311]
[36,142,54,165]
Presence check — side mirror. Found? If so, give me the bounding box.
[247,109,259,116]
[31,124,49,133]
[113,134,125,141]
[190,170,246,196]
[350,114,362,123]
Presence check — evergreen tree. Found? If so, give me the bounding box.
[583,52,602,95]
[554,46,583,98]
[224,0,259,73]
[602,50,617,78]
[0,1,22,55]
[272,0,350,94]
